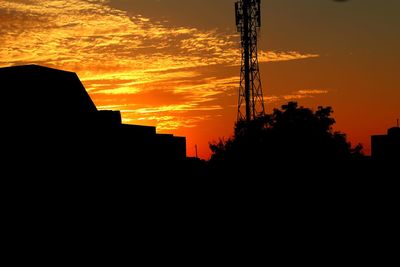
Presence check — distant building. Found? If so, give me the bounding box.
[0,65,186,163]
[371,127,400,161]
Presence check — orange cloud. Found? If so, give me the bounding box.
[266,89,330,103]
[259,51,319,63]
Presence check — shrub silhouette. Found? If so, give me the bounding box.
[210,102,363,163]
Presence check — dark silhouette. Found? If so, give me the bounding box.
[1,65,395,180]
[235,0,265,122]
[210,102,363,164]
[0,65,186,174]
[372,126,400,161]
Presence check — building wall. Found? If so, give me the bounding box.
[1,65,187,164]
[371,127,400,161]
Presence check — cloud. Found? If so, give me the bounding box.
[266,89,329,103]
[259,51,319,63]
[297,90,329,95]
[0,0,320,130]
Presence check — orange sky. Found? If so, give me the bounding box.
[1,0,399,159]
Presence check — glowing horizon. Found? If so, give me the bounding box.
[1,0,399,158]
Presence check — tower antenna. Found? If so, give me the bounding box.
[235,0,265,122]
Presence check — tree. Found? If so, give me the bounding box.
[210,102,363,163]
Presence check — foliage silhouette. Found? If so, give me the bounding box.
[210,102,363,163]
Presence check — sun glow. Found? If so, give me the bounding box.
[1,0,332,158]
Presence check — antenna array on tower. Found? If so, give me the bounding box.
[235,0,265,122]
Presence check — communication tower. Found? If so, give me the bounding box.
[235,0,265,122]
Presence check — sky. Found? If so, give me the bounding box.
[1,0,399,158]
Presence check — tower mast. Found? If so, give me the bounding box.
[235,0,265,122]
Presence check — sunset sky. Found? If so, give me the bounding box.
[1,0,399,158]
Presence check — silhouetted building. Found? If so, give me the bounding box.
[0,65,186,163]
[371,127,400,161]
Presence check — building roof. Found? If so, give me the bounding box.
[0,65,97,116]
[388,127,400,136]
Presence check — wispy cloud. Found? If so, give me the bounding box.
[266,89,329,103]
[297,90,329,95]
[259,51,319,63]
[0,0,320,130]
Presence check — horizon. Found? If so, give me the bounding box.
[1,0,399,159]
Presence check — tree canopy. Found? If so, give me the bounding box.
[210,102,363,163]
